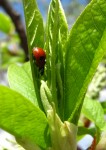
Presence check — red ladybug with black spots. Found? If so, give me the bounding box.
[33,47,46,74]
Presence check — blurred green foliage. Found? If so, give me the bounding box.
[0,13,14,33]
[0,12,25,70]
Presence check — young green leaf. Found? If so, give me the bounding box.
[0,85,49,149]
[57,1,68,119]
[45,0,60,111]
[45,0,68,77]
[23,0,44,49]
[82,97,106,131]
[8,62,38,106]
[58,0,68,49]
[64,0,106,123]
[23,0,44,110]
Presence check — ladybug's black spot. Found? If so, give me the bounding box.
[39,56,45,62]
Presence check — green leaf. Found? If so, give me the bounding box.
[45,0,60,111]
[23,0,44,110]
[45,0,68,116]
[57,0,68,119]
[82,97,106,131]
[0,85,49,149]
[58,0,68,49]
[23,0,44,49]
[0,13,14,33]
[64,0,106,123]
[8,62,38,106]
[45,0,68,75]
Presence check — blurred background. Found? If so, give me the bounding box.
[1,0,105,150]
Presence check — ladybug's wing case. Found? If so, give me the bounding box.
[32,47,46,74]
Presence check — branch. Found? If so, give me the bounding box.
[0,0,29,61]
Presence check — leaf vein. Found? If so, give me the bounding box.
[97,2,106,18]
[90,8,101,33]
[76,26,92,63]
[30,25,38,46]
[82,13,97,50]
[28,10,36,28]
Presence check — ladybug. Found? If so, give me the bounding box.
[32,47,46,74]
